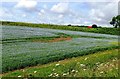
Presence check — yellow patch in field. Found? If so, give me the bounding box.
[109,41,119,45]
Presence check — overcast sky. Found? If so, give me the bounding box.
[0,0,119,27]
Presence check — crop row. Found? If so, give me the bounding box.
[2,26,118,41]
[2,37,119,73]
[2,25,119,73]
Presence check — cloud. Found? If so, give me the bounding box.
[51,3,69,14]
[87,2,118,26]
[119,2,120,14]
[38,12,42,16]
[0,8,13,18]
[2,1,118,27]
[44,2,118,26]
[84,21,91,25]
[0,8,4,17]
[15,0,37,9]
[43,4,47,9]
[50,2,82,24]
[38,9,45,16]
[89,9,105,22]
[22,14,27,17]
[58,14,63,18]
[90,9,105,18]
[40,9,45,13]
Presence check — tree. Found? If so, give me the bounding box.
[110,15,120,28]
[92,24,97,28]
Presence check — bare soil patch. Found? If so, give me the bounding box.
[32,36,72,42]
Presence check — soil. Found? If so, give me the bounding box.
[33,36,72,42]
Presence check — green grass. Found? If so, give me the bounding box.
[2,49,119,77]
[1,21,119,35]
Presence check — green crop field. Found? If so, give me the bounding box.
[2,49,119,77]
[1,24,119,78]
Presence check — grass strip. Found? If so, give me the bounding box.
[2,49,119,77]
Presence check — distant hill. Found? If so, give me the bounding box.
[1,21,119,35]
